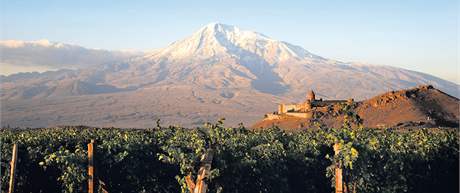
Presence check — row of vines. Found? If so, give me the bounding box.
[0,120,458,193]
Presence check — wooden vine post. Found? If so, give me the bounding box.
[333,143,343,193]
[185,149,214,193]
[88,140,95,193]
[8,143,18,193]
[0,138,2,192]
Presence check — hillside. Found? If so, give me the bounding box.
[252,85,460,130]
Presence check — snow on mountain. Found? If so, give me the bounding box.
[145,23,324,63]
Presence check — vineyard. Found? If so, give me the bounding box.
[0,120,458,193]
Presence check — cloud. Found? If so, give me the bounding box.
[0,40,142,75]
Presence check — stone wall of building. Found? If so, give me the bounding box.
[285,112,312,118]
[264,113,282,120]
[278,103,313,114]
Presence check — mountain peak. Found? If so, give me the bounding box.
[193,22,268,44]
[202,22,234,31]
[147,23,318,63]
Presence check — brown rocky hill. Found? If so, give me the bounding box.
[252,85,459,130]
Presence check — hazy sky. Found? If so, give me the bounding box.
[1,0,458,83]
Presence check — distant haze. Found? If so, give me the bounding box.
[1,0,458,83]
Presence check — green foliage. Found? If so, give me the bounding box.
[0,122,458,193]
[0,127,178,193]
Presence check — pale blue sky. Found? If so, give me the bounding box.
[1,0,458,83]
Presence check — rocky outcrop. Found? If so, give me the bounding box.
[252,85,460,130]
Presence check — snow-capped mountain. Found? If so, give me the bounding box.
[145,23,322,62]
[101,23,457,97]
[1,23,458,128]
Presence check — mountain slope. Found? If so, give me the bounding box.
[1,23,458,128]
[357,85,459,128]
